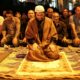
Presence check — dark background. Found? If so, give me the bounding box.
[0,0,36,15]
[0,0,51,15]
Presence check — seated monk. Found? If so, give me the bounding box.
[23,5,60,61]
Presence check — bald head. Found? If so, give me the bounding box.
[47,7,53,18]
[52,12,60,23]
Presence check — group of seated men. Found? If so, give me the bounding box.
[0,5,80,47]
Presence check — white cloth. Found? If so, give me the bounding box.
[0,16,4,25]
[35,5,45,12]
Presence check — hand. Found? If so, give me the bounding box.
[39,41,49,48]
[3,36,7,41]
[73,37,80,45]
[22,37,26,43]
[62,37,68,43]
[1,36,7,45]
[13,37,17,43]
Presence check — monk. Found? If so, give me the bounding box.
[23,5,60,61]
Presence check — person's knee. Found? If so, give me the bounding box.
[72,39,80,47]
[12,38,19,47]
[1,38,7,46]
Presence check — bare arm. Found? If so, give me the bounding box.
[15,17,20,38]
[69,16,78,38]
[71,24,78,38]
[2,21,6,37]
[2,31,6,37]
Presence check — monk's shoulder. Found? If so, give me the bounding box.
[45,17,52,22]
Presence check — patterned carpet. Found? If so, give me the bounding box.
[0,47,80,80]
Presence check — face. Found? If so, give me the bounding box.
[35,12,45,21]
[15,12,21,19]
[47,8,53,18]
[63,9,69,17]
[75,6,80,17]
[28,10,35,19]
[52,12,59,23]
[6,13,13,18]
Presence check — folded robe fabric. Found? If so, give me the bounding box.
[26,43,60,62]
[25,17,58,43]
